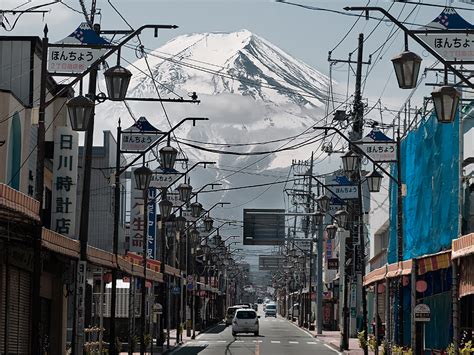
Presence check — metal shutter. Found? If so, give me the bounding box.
[5,267,31,355]
[0,264,5,353]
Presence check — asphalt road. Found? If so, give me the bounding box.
[172,306,337,355]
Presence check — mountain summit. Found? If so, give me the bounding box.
[126,29,329,108]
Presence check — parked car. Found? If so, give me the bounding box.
[226,305,250,325]
[232,309,259,336]
[264,303,277,317]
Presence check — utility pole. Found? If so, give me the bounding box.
[329,33,370,353]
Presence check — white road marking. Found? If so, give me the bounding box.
[235,340,244,343]
[289,341,299,344]
[253,340,263,343]
[271,340,281,344]
[217,340,226,343]
[324,344,343,354]
[307,341,317,344]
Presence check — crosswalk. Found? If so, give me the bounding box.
[194,340,320,345]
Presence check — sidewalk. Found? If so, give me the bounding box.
[119,324,219,354]
[288,319,363,354]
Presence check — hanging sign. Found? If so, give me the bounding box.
[149,167,180,189]
[354,130,397,162]
[52,126,79,238]
[414,303,431,322]
[415,8,474,62]
[324,174,359,200]
[167,190,183,207]
[121,117,163,153]
[147,187,157,259]
[48,23,109,74]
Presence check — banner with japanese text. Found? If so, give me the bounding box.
[52,126,79,238]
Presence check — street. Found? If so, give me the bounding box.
[172,306,337,355]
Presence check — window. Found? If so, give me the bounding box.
[236,311,256,319]
[266,305,276,310]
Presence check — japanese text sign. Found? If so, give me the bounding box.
[48,46,104,74]
[52,126,78,238]
[417,32,474,61]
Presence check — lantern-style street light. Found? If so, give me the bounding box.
[317,195,331,213]
[66,95,94,131]
[178,183,193,202]
[391,51,422,89]
[431,85,461,123]
[342,150,360,173]
[160,145,178,170]
[190,228,200,242]
[314,211,324,226]
[103,65,132,100]
[191,202,203,218]
[326,224,338,239]
[204,216,214,232]
[366,170,383,193]
[175,215,187,231]
[134,165,153,191]
[335,209,349,229]
[159,199,173,219]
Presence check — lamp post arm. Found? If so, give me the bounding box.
[170,179,220,214]
[343,6,474,91]
[313,126,399,184]
[44,24,178,108]
[118,117,209,176]
[182,202,231,234]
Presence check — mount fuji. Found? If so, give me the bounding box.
[95,30,337,221]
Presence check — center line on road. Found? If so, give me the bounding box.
[271,340,280,344]
[253,340,263,343]
[307,341,317,344]
[217,340,226,343]
[235,340,244,343]
[289,341,299,344]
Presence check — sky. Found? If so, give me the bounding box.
[3,0,473,272]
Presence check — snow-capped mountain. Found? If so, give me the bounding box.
[95,30,337,221]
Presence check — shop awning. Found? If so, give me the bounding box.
[41,228,164,283]
[417,250,451,275]
[452,233,474,260]
[459,255,474,298]
[0,183,40,222]
[364,251,451,286]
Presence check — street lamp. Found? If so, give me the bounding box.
[314,211,324,225]
[103,64,132,100]
[204,216,214,232]
[317,195,331,213]
[66,95,94,131]
[366,170,383,193]
[326,224,338,239]
[190,228,200,242]
[431,85,461,123]
[178,183,193,202]
[335,210,349,229]
[134,165,153,190]
[159,199,173,219]
[190,202,203,218]
[175,215,187,231]
[391,51,422,89]
[341,150,360,173]
[160,145,178,169]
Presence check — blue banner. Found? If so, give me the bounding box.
[147,187,157,259]
[389,112,459,262]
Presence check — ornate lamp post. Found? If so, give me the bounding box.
[341,150,360,173]
[103,64,132,100]
[160,145,178,170]
[134,165,153,355]
[66,95,94,131]
[366,170,383,193]
[391,50,422,90]
[431,85,461,124]
[335,209,349,230]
